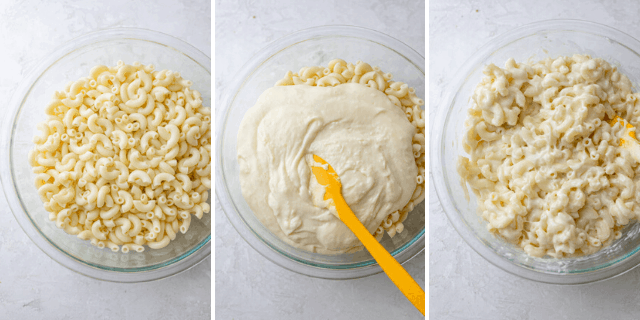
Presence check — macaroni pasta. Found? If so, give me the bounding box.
[29,61,211,252]
[458,54,640,258]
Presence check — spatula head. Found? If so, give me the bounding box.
[610,116,640,162]
[309,154,342,200]
[611,116,637,142]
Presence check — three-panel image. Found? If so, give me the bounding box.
[2,1,640,319]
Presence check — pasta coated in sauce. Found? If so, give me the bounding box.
[458,54,640,258]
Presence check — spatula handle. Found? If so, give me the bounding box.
[333,195,425,316]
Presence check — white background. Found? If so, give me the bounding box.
[0,1,211,319]
[215,0,425,319]
[431,0,640,319]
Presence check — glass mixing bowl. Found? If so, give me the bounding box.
[431,20,640,284]
[216,25,425,279]
[1,28,211,282]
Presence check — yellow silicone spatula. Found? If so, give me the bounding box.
[611,116,640,160]
[309,154,425,316]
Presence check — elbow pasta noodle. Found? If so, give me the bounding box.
[275,59,425,240]
[30,61,211,253]
[457,54,640,258]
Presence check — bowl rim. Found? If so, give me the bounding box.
[1,27,211,283]
[215,24,425,279]
[431,19,640,285]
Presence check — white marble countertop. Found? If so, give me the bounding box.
[214,0,425,319]
[0,1,211,319]
[431,0,640,319]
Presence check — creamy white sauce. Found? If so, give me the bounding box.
[237,83,418,253]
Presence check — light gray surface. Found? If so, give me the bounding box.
[215,0,425,319]
[0,1,211,319]
[430,0,640,319]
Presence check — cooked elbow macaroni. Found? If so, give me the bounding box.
[274,59,425,244]
[457,54,640,258]
[29,61,211,252]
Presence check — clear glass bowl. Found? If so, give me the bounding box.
[431,20,640,284]
[216,25,425,279]
[1,28,211,282]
